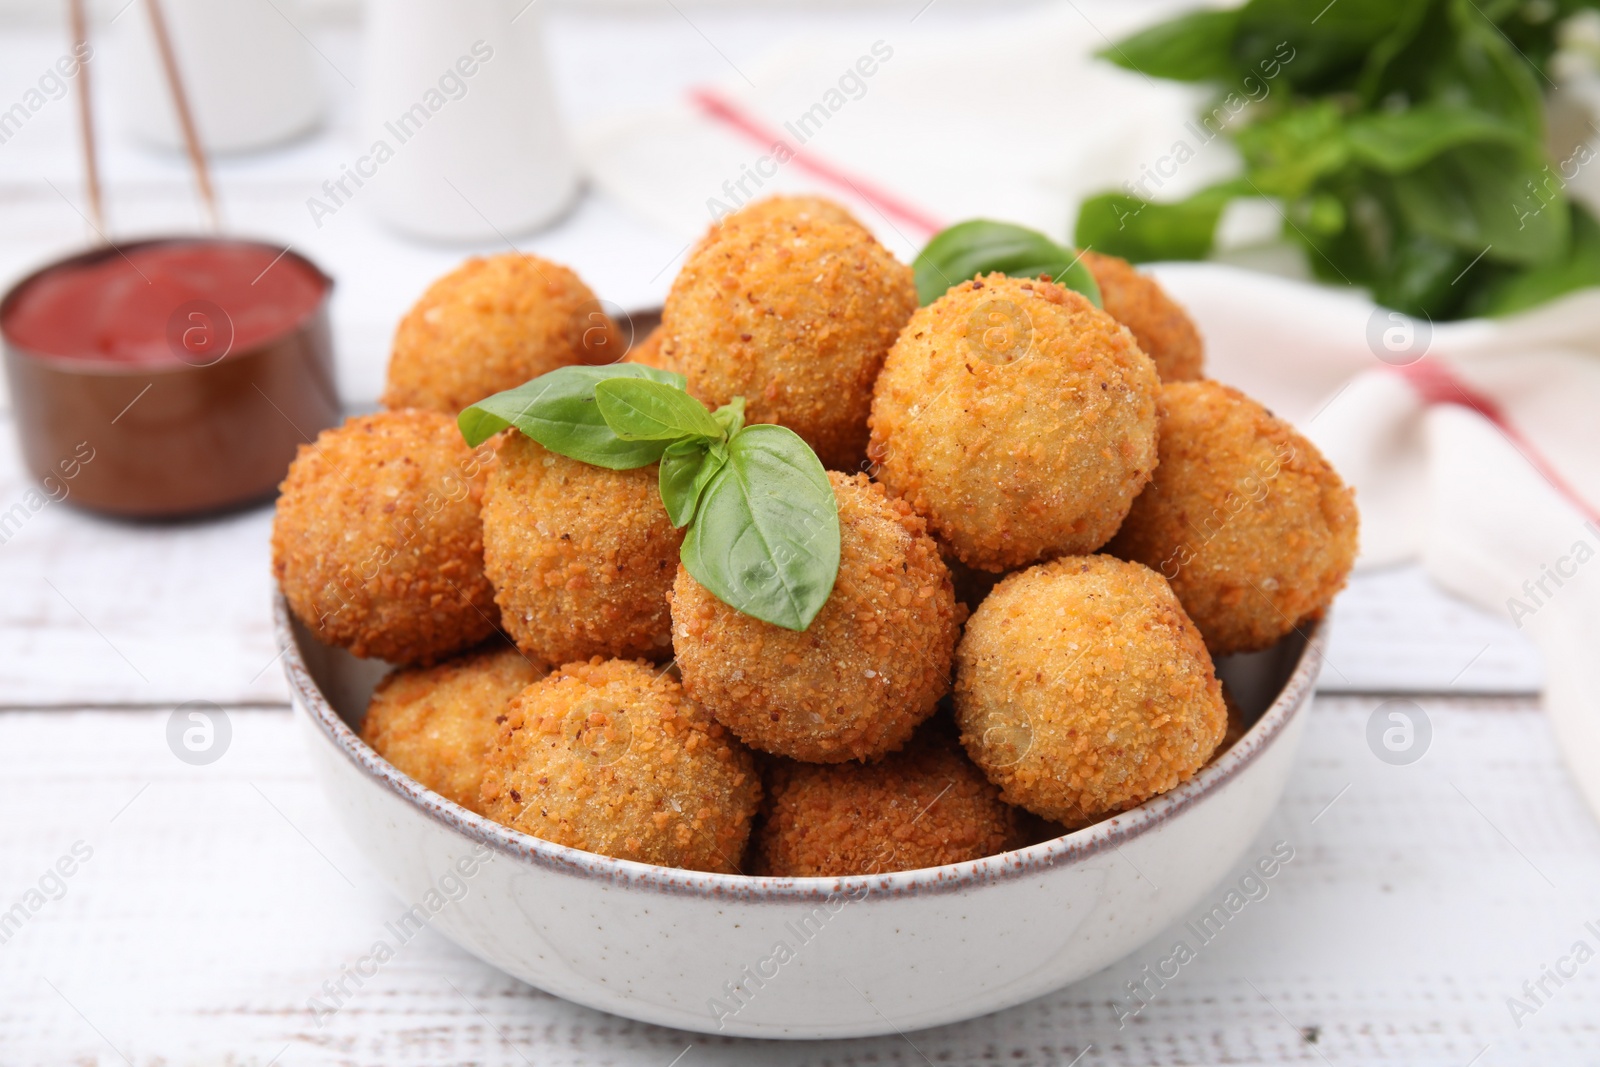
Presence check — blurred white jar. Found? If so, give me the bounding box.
[359,0,579,241]
[117,0,324,154]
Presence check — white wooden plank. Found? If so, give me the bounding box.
[1321,564,1543,695]
[0,414,287,707]
[1,696,1598,1065]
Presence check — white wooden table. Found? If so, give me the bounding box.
[2,8,1597,1065]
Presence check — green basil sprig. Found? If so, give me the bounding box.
[912,219,1104,307]
[460,367,840,631]
[1073,0,1600,319]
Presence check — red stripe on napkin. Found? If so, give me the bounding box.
[1397,360,1600,524]
[689,87,944,238]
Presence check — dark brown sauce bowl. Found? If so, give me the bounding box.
[1,238,340,519]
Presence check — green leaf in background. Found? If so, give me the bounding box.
[1233,102,1350,198]
[681,425,840,631]
[1071,0,1600,318]
[913,220,1103,306]
[456,363,686,468]
[1234,0,1418,91]
[1102,8,1243,81]
[1391,142,1569,265]
[1470,206,1600,316]
[1074,182,1246,263]
[1353,0,1436,103]
[1432,0,1545,133]
[659,438,726,529]
[594,377,725,441]
[1343,103,1527,173]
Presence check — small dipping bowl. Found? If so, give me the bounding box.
[1,237,339,518]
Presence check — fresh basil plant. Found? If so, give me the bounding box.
[460,365,841,632]
[1073,0,1600,319]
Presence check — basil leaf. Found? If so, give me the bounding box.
[659,438,726,529]
[594,377,725,441]
[680,425,840,631]
[1234,102,1350,199]
[1074,182,1245,263]
[1235,0,1417,91]
[913,220,1102,307]
[1470,206,1600,317]
[1392,142,1568,265]
[1103,8,1241,82]
[713,397,746,438]
[1344,104,1527,174]
[457,363,685,469]
[1433,0,1544,133]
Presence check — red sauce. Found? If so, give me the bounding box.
[3,240,328,365]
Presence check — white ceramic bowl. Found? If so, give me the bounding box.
[278,593,1321,1039]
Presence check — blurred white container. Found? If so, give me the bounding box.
[117,0,324,154]
[360,0,579,242]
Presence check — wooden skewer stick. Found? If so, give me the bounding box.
[143,0,220,232]
[66,0,104,237]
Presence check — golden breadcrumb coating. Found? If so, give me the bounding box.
[1107,381,1358,655]
[754,726,1020,877]
[383,253,621,414]
[1081,250,1204,382]
[478,658,760,872]
[671,473,962,763]
[661,211,916,471]
[955,555,1226,827]
[482,433,682,665]
[362,644,546,813]
[715,195,865,236]
[622,323,673,373]
[868,273,1160,572]
[272,411,499,665]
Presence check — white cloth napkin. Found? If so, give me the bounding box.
[579,2,1600,818]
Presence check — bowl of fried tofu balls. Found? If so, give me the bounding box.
[273,196,1356,1038]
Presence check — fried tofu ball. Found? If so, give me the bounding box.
[362,644,546,813]
[383,254,621,414]
[671,473,961,763]
[478,658,760,872]
[273,411,499,665]
[482,433,682,665]
[716,195,865,235]
[1080,250,1203,382]
[755,727,1019,877]
[660,211,917,470]
[1106,381,1358,655]
[955,555,1226,827]
[868,274,1160,573]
